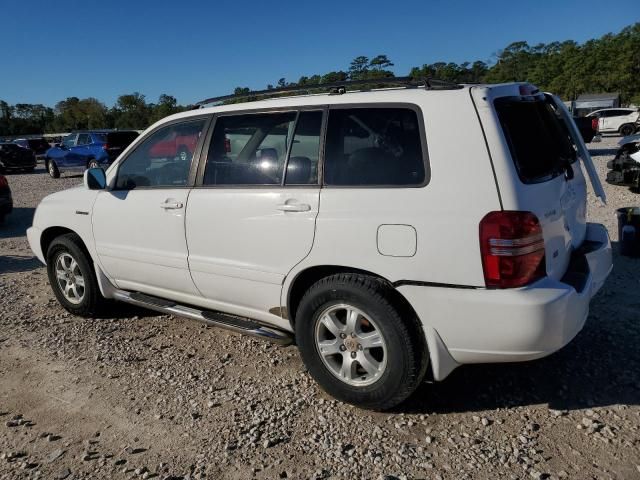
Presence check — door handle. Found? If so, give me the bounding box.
[276,203,311,212]
[160,201,184,209]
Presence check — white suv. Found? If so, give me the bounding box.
[587,108,639,136]
[27,80,612,410]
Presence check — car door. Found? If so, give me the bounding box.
[185,109,323,321]
[67,133,91,168]
[52,134,78,167]
[92,117,209,297]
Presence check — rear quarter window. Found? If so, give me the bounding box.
[494,96,577,184]
[324,107,427,187]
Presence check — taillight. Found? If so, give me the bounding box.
[479,211,546,288]
[591,118,598,132]
[0,175,8,188]
[224,137,231,153]
[102,143,109,151]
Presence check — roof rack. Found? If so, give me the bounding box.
[195,76,463,108]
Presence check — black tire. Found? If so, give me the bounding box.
[87,159,100,169]
[47,159,60,178]
[46,233,106,317]
[295,273,428,410]
[620,124,634,137]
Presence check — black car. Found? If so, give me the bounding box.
[0,174,13,223]
[14,137,51,157]
[0,143,37,173]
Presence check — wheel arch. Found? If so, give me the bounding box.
[286,265,421,333]
[41,227,88,261]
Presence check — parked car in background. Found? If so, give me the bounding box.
[0,174,13,223]
[587,108,639,136]
[45,130,139,178]
[28,81,612,410]
[0,142,37,173]
[13,137,51,158]
[573,115,599,143]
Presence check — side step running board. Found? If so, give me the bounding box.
[113,291,293,345]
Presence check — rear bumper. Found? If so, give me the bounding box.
[400,223,612,379]
[0,158,36,169]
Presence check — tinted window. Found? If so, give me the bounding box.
[77,133,91,145]
[62,134,77,148]
[495,96,577,184]
[115,119,205,190]
[203,112,296,185]
[324,108,425,186]
[93,133,107,143]
[285,111,322,185]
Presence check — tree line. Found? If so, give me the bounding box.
[1,22,638,137]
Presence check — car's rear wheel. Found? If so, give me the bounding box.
[87,159,100,169]
[46,233,105,317]
[295,273,428,410]
[47,159,60,178]
[620,124,635,137]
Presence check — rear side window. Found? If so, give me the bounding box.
[203,112,297,186]
[494,97,577,184]
[324,107,426,186]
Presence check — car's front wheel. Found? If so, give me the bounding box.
[46,233,105,317]
[47,159,60,178]
[295,273,428,410]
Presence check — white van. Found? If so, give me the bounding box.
[27,79,612,410]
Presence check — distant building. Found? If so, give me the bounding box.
[572,93,621,116]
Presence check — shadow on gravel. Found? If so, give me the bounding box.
[399,243,640,414]
[0,208,35,239]
[0,255,42,273]
[93,302,160,321]
[588,147,619,156]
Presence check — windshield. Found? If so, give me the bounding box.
[495,96,577,184]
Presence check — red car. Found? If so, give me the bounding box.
[149,132,199,161]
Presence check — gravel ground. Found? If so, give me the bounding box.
[0,136,639,480]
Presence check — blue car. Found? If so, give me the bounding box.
[45,130,139,178]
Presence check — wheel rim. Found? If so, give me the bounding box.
[54,253,85,305]
[179,150,188,161]
[314,303,388,387]
[89,161,98,168]
[48,162,55,175]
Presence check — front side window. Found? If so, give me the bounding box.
[62,134,77,148]
[77,133,91,145]
[203,112,297,186]
[115,119,205,190]
[324,108,426,186]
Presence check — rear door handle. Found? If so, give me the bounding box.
[160,201,184,209]
[276,203,311,212]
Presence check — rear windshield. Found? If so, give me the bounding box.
[107,131,139,147]
[495,96,577,184]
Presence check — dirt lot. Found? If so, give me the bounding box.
[0,136,639,480]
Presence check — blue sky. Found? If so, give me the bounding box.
[1,0,636,107]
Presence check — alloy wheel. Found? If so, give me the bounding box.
[54,252,85,305]
[314,303,388,386]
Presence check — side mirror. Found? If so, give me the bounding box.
[84,167,107,190]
